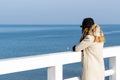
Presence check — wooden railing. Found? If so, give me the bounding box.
[0,46,120,80]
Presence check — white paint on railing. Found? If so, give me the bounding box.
[64,70,115,80]
[105,70,115,76]
[65,77,80,80]
[103,46,120,80]
[48,64,63,80]
[0,52,81,75]
[0,46,120,80]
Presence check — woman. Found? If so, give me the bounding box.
[73,18,105,80]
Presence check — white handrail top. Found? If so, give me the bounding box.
[0,46,119,75]
[0,51,81,75]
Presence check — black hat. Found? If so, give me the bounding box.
[81,18,94,28]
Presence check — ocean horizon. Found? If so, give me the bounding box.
[0,24,120,80]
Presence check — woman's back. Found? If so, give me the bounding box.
[73,18,105,80]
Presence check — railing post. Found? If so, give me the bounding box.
[48,64,63,80]
[109,57,116,80]
[116,57,120,80]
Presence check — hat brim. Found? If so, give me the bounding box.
[80,25,83,28]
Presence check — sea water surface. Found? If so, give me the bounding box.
[0,25,120,80]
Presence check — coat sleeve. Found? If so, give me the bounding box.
[75,35,94,52]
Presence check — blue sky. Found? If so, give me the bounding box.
[0,0,120,24]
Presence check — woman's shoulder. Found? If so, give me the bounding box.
[84,35,94,42]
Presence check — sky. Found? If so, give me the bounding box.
[0,0,120,25]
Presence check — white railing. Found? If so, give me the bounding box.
[0,46,120,80]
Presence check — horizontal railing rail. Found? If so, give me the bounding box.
[0,46,120,80]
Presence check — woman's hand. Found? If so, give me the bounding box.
[72,45,76,52]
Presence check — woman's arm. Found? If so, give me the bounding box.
[75,35,94,52]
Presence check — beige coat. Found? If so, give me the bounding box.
[75,35,105,80]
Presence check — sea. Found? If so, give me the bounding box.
[0,24,120,80]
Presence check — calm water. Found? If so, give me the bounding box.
[0,25,120,80]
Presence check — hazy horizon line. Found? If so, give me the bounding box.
[0,23,120,26]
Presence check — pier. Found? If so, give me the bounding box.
[0,46,120,80]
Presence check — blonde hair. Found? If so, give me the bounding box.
[80,24,105,43]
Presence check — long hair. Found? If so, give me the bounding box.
[80,18,105,43]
